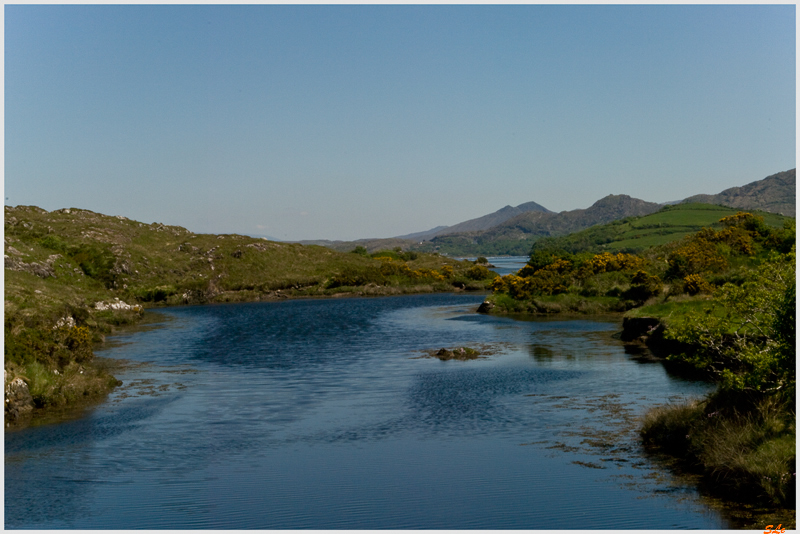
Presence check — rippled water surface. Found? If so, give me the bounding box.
[6,293,728,529]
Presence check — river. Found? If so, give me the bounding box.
[6,292,731,529]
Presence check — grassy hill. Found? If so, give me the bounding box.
[4,205,497,422]
[530,203,789,255]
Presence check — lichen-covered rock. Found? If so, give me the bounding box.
[5,376,33,423]
[4,256,57,278]
[94,298,142,312]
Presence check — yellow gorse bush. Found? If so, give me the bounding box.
[489,275,508,293]
[669,239,729,273]
[490,274,533,299]
[402,267,447,281]
[683,273,714,295]
[538,258,572,274]
[719,211,762,228]
[587,252,645,273]
[52,325,94,365]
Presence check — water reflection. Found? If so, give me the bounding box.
[530,345,556,361]
[6,293,728,529]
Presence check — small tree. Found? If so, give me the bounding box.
[665,249,796,398]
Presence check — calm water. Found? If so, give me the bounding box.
[6,293,728,529]
[460,255,529,276]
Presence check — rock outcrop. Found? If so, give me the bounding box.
[5,373,34,424]
[4,254,61,278]
[477,300,495,314]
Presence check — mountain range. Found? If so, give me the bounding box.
[301,169,795,256]
[679,168,795,216]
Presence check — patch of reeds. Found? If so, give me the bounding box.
[641,394,795,506]
[15,360,121,408]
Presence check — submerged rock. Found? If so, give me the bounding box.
[433,347,481,361]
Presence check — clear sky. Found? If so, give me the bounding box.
[5,4,796,241]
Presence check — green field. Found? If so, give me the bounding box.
[532,203,789,255]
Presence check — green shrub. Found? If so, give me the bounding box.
[38,234,69,253]
[370,250,403,261]
[69,244,118,288]
[326,267,385,289]
[622,270,661,303]
[135,285,177,302]
[4,321,51,367]
[526,249,574,272]
[528,269,569,295]
[466,264,494,280]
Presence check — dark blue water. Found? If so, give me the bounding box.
[5,293,725,529]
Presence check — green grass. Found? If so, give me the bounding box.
[624,297,721,322]
[7,358,122,409]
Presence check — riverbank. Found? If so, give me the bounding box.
[620,307,796,511]
[3,293,741,529]
[478,214,796,517]
[4,205,498,426]
[5,283,494,428]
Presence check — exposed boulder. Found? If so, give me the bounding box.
[620,316,661,342]
[477,300,495,314]
[94,298,142,312]
[5,375,33,423]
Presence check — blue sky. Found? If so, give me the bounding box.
[5,5,796,241]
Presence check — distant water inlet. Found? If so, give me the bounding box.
[6,293,731,529]
[461,255,529,276]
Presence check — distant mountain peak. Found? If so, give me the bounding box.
[516,201,552,213]
[394,199,552,241]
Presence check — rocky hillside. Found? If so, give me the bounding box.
[418,169,795,256]
[415,200,553,239]
[488,194,661,240]
[680,169,795,217]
